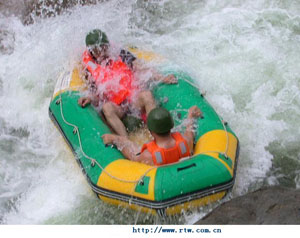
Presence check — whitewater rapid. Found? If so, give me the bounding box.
[0,0,299,224]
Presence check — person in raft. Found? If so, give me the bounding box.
[78,29,177,136]
[102,106,202,166]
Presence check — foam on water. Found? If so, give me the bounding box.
[0,0,299,224]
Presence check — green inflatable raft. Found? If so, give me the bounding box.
[49,49,239,216]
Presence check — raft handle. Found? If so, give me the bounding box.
[177,163,196,172]
[177,112,182,119]
[139,180,144,186]
[55,99,61,105]
[105,143,117,149]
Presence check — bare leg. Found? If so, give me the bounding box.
[102,102,128,136]
[133,90,156,116]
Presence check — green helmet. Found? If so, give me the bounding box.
[85,29,109,47]
[147,108,174,134]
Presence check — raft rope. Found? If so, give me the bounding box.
[57,94,154,185]
[56,70,230,187]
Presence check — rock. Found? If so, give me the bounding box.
[195,186,300,224]
[0,0,103,25]
[22,0,101,25]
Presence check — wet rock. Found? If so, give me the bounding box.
[22,0,101,25]
[195,186,300,224]
[0,0,105,25]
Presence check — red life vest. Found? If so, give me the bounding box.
[82,50,134,105]
[141,132,191,166]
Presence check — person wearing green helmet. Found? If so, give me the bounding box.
[102,106,202,166]
[78,29,178,136]
[84,29,110,63]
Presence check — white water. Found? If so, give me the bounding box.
[0,0,300,224]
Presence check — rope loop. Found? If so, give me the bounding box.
[220,152,228,160]
[73,127,78,135]
[138,179,144,186]
[55,98,61,105]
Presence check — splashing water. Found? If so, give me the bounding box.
[0,0,299,224]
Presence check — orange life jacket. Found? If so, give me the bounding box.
[141,132,191,166]
[82,50,134,105]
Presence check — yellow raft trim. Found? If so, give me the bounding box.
[194,130,238,176]
[98,191,226,216]
[99,195,157,215]
[128,47,164,62]
[97,159,157,200]
[53,68,86,99]
[165,191,226,216]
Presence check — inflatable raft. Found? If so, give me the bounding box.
[49,49,239,216]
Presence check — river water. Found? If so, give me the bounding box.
[0,0,299,224]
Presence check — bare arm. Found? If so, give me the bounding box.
[102,134,154,165]
[184,106,202,153]
[78,94,99,107]
[78,68,100,107]
[150,71,178,84]
[132,60,178,84]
